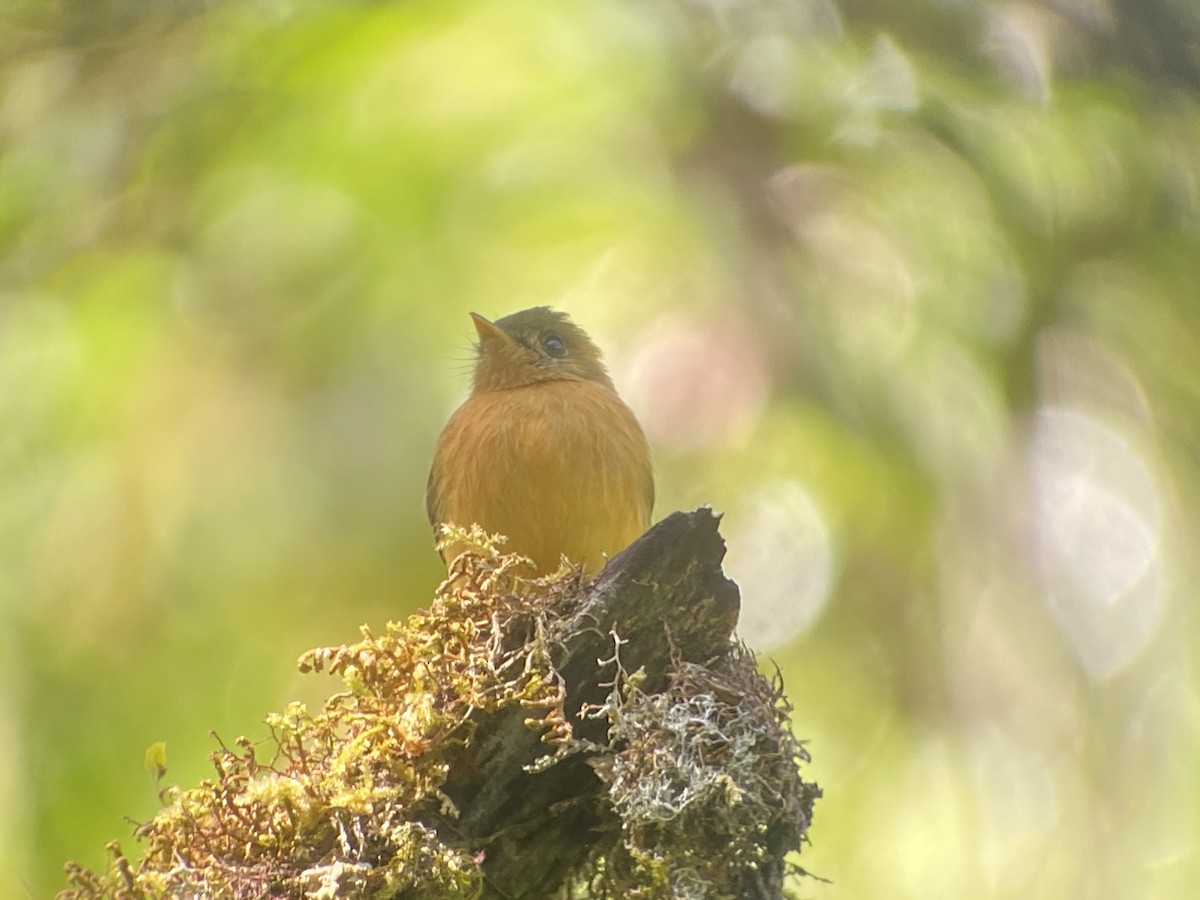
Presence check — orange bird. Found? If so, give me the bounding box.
[427,307,653,574]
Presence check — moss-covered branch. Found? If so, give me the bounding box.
[60,509,821,899]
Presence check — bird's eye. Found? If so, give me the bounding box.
[541,333,567,358]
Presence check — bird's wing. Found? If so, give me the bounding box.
[643,460,655,521]
[425,448,446,556]
[425,467,439,528]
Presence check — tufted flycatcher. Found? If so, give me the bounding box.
[427,307,653,574]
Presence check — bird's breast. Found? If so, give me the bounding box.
[430,379,652,573]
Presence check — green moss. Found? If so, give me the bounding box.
[59,526,569,900]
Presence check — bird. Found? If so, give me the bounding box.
[427,307,653,575]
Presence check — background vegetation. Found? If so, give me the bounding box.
[3,0,1198,897]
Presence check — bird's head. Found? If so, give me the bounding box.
[470,307,615,393]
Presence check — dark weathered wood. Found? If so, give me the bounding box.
[434,508,740,899]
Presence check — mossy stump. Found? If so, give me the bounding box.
[61,509,821,899]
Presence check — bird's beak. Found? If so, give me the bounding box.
[470,313,512,352]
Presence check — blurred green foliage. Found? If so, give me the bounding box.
[2,0,1199,897]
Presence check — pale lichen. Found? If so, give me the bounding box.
[563,636,821,899]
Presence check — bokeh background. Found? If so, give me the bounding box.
[4,0,1199,897]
